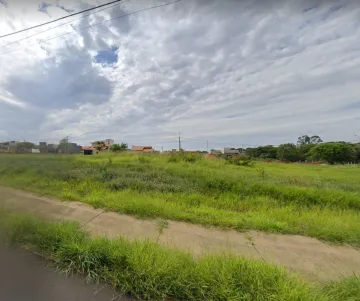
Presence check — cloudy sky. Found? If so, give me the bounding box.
[0,0,360,150]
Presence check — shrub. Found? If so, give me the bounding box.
[225,155,254,167]
[138,156,151,164]
[167,155,179,163]
[277,143,302,162]
[168,153,201,164]
[310,142,356,164]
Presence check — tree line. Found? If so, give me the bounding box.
[246,135,360,164]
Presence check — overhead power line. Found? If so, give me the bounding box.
[0,0,132,49]
[0,0,182,57]
[0,0,125,39]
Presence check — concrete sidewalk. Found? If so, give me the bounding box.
[1,186,360,281]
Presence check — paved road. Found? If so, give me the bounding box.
[0,246,132,301]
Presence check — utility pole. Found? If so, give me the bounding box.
[161,145,163,152]
[178,133,181,152]
[206,140,209,153]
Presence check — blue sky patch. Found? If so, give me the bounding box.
[95,46,119,65]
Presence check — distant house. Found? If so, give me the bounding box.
[81,146,95,151]
[83,149,94,155]
[8,141,18,152]
[132,145,153,153]
[223,148,241,156]
[0,142,10,152]
[58,143,81,154]
[47,144,58,153]
[39,142,48,154]
[210,149,222,155]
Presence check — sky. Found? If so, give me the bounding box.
[1,0,360,151]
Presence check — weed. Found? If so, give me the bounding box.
[225,154,255,167]
[138,156,151,164]
[0,213,338,301]
[1,153,360,246]
[155,219,169,242]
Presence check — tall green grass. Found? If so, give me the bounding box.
[322,276,360,301]
[0,154,360,246]
[0,212,347,301]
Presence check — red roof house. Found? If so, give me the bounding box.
[132,145,153,153]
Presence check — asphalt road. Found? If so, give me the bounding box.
[0,246,132,301]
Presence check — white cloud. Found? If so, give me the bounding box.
[1,0,360,149]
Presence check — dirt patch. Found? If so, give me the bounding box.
[1,186,360,281]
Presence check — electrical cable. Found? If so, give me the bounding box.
[0,0,182,56]
[0,0,133,49]
[0,0,125,39]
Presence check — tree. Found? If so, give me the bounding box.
[297,135,323,145]
[57,137,69,153]
[246,145,277,159]
[277,143,302,162]
[92,141,106,152]
[353,143,360,163]
[258,145,278,159]
[310,142,356,164]
[297,135,311,146]
[310,135,323,144]
[110,142,128,152]
[298,144,315,161]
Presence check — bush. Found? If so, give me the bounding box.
[167,155,179,163]
[225,155,254,167]
[277,143,302,162]
[138,156,151,164]
[310,142,356,164]
[168,153,201,164]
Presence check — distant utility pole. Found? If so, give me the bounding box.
[206,141,209,153]
[178,133,181,152]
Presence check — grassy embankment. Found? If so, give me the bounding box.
[0,153,360,246]
[1,211,359,301]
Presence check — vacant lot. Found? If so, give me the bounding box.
[0,153,359,246]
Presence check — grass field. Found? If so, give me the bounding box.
[1,211,359,301]
[0,153,360,246]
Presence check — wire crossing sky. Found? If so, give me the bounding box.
[1,0,360,149]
